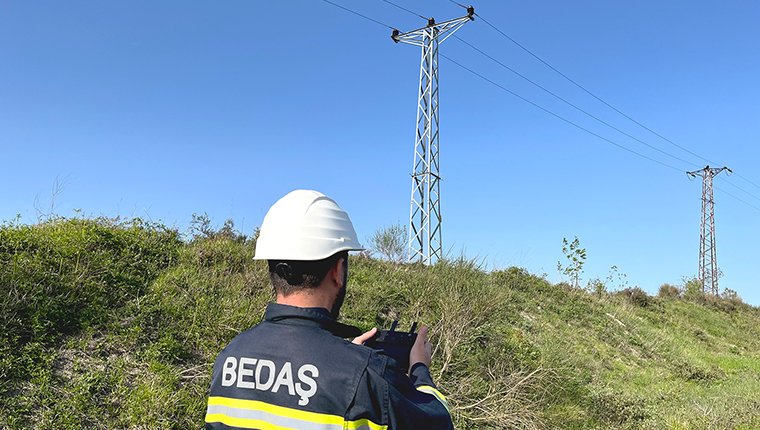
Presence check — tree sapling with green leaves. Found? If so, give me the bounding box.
[557,236,586,289]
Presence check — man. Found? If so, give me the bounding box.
[205,189,453,429]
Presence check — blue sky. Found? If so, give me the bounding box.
[2,1,759,304]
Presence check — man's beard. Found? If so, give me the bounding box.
[330,259,348,319]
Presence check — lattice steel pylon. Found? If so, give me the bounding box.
[391,7,474,265]
[687,165,732,296]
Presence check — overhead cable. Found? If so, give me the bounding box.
[453,35,700,169]
[473,12,716,166]
[472,9,760,196]
[447,0,469,9]
[715,185,760,213]
[380,0,427,20]
[321,0,394,29]
[734,173,760,191]
[439,53,683,172]
[716,176,760,203]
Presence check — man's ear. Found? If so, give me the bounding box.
[329,257,346,288]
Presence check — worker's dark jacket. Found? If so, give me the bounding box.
[205,303,453,430]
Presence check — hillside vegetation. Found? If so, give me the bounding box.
[1,218,759,429]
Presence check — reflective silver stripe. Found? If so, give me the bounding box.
[205,396,387,430]
[206,404,343,430]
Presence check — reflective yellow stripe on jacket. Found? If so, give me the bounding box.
[205,396,387,430]
[416,385,450,413]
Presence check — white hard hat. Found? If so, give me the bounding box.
[254,190,364,261]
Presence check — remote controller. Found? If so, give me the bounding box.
[365,321,418,370]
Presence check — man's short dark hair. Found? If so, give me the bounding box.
[268,251,348,296]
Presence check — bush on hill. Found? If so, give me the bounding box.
[658,283,680,298]
[615,287,651,308]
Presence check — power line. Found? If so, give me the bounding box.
[734,173,760,191]
[452,35,700,169]
[473,12,717,167]
[439,53,683,172]
[447,0,469,8]
[716,175,760,203]
[380,0,427,20]
[320,0,394,29]
[468,9,760,201]
[715,185,760,213]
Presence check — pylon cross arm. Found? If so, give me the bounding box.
[392,15,473,46]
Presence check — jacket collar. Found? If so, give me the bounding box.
[264,303,362,339]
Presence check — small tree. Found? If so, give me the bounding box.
[557,236,586,289]
[369,224,406,263]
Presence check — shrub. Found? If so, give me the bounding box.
[368,224,406,263]
[493,266,550,293]
[189,214,249,244]
[617,287,651,307]
[709,289,746,313]
[658,283,680,298]
[682,276,705,302]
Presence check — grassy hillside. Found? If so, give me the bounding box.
[1,218,759,429]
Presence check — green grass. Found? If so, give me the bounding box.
[1,218,759,429]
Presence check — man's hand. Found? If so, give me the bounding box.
[352,327,378,345]
[409,326,432,370]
